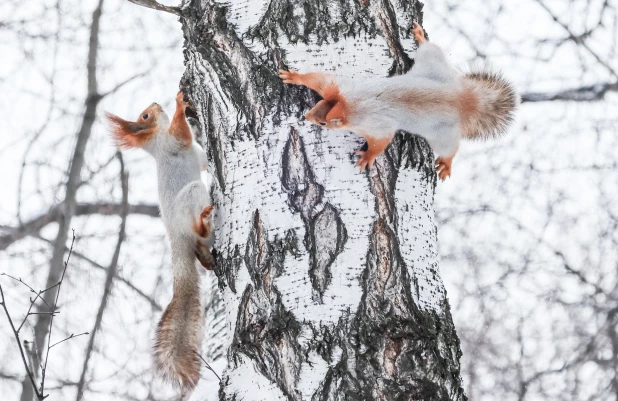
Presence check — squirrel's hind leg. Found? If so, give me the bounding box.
[435,154,455,180]
[193,205,215,270]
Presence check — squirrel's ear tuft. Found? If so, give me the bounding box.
[325,102,347,126]
[106,112,154,149]
[305,100,334,126]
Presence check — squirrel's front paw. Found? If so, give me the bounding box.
[354,150,377,172]
[279,69,302,85]
[176,91,190,108]
[412,22,426,44]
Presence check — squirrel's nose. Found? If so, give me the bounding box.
[319,122,327,126]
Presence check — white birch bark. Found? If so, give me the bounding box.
[179,0,466,399]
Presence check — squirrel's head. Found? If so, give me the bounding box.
[106,103,169,149]
[305,99,348,129]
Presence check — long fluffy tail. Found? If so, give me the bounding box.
[154,264,203,395]
[461,71,519,140]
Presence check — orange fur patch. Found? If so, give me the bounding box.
[293,71,333,97]
[305,100,334,125]
[457,87,479,121]
[396,88,480,137]
[168,106,192,149]
[106,103,161,149]
[321,84,348,125]
[106,113,156,148]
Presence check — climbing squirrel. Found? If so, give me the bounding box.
[280,22,518,179]
[106,92,214,395]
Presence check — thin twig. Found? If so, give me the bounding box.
[49,332,90,349]
[39,230,76,397]
[197,353,222,382]
[0,284,43,399]
[1,273,53,311]
[126,0,181,16]
[534,0,618,79]
[100,71,149,98]
[75,152,130,401]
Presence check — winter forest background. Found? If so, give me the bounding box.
[1,0,617,400]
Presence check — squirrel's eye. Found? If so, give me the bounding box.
[143,114,149,120]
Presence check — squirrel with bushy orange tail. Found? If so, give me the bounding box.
[106,92,214,397]
[281,22,518,179]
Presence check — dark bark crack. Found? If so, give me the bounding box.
[309,204,348,300]
[281,127,348,301]
[247,0,379,46]
[231,211,303,400]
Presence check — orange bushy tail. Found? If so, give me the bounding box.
[153,255,203,395]
[461,71,518,140]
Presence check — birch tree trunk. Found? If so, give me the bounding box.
[178,1,466,399]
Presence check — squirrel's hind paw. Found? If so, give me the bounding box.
[435,157,452,181]
[195,246,215,270]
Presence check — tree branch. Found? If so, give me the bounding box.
[126,0,181,16]
[534,0,618,79]
[1,202,159,251]
[521,81,618,102]
[76,152,130,401]
[0,284,42,399]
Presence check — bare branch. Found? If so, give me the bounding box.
[0,202,159,251]
[49,332,89,349]
[534,0,618,79]
[126,0,181,16]
[75,152,130,401]
[39,231,78,398]
[197,353,221,383]
[100,71,149,98]
[34,238,162,312]
[521,81,618,102]
[0,284,43,399]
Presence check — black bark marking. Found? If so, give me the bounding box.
[370,0,414,75]
[247,0,379,46]
[336,132,465,399]
[231,211,303,399]
[244,211,270,290]
[281,127,324,222]
[281,127,348,300]
[309,203,348,300]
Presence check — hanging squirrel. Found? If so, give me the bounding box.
[280,22,518,179]
[106,92,214,395]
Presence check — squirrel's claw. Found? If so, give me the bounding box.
[279,69,301,85]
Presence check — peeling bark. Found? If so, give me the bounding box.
[178,0,465,399]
